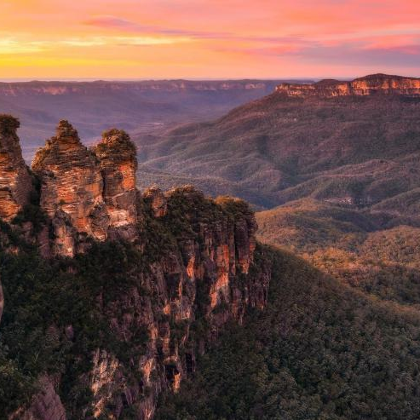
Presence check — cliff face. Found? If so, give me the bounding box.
[92,129,138,239]
[80,188,270,420]
[0,80,284,97]
[32,121,139,256]
[276,74,420,98]
[0,117,271,420]
[32,120,106,256]
[0,115,33,221]
[0,276,3,325]
[9,376,67,420]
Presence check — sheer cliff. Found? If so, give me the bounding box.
[0,116,271,420]
[276,73,420,98]
[0,79,297,161]
[31,121,140,256]
[0,115,33,221]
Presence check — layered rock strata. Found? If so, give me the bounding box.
[0,115,32,221]
[92,129,138,239]
[31,121,139,256]
[276,74,420,98]
[82,187,270,419]
[143,186,167,218]
[32,120,106,255]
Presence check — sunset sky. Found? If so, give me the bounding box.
[1,0,420,80]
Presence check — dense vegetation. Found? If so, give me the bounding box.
[257,198,420,308]
[0,227,149,418]
[156,247,420,420]
[0,188,259,419]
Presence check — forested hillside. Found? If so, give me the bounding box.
[157,248,420,420]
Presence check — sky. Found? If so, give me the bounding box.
[0,0,420,80]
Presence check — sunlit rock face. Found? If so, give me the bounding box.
[0,115,32,221]
[31,122,141,255]
[92,129,138,237]
[82,187,270,420]
[276,74,420,98]
[32,121,107,252]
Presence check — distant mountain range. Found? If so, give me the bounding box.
[0,79,308,160]
[136,73,420,211]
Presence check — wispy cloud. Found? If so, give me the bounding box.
[0,38,46,54]
[84,16,140,30]
[0,34,190,54]
[84,15,231,38]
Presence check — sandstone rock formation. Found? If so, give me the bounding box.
[92,129,138,238]
[0,117,271,420]
[82,186,270,419]
[4,186,269,420]
[31,121,139,256]
[276,74,420,98]
[0,115,32,221]
[0,277,3,325]
[10,376,67,420]
[32,120,106,255]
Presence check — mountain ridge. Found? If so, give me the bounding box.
[0,78,305,161]
[136,73,420,212]
[276,73,420,98]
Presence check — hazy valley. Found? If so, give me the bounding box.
[2,74,420,420]
[0,79,295,161]
[136,74,420,211]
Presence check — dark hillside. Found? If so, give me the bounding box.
[156,248,420,420]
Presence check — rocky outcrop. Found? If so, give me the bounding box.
[82,186,270,419]
[2,186,268,420]
[32,122,139,256]
[276,74,420,98]
[0,277,3,325]
[0,118,271,420]
[92,129,138,239]
[32,121,106,255]
[0,115,33,221]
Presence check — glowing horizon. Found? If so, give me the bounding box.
[1,0,419,79]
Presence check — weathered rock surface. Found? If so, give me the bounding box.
[31,122,140,255]
[92,129,138,238]
[32,120,106,255]
[0,277,3,325]
[143,186,167,218]
[81,187,270,419]
[276,74,420,98]
[6,187,269,420]
[0,115,32,221]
